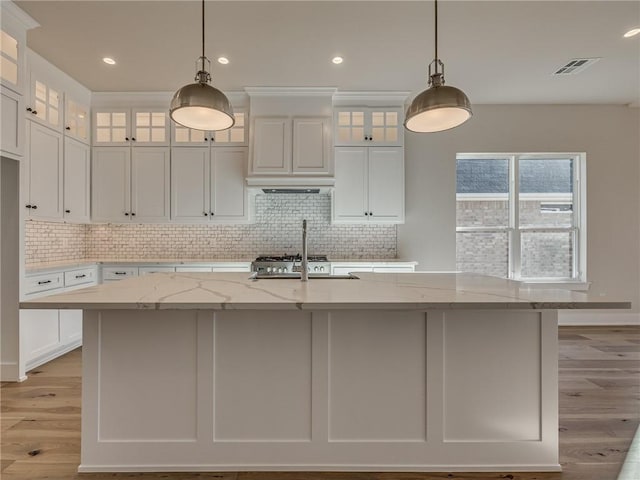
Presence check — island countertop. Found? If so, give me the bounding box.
[19,272,631,310]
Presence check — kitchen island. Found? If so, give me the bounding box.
[21,272,630,473]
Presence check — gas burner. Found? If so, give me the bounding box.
[252,254,331,276]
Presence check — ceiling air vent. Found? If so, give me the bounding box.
[554,58,601,75]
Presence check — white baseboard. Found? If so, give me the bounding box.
[25,340,81,373]
[559,311,640,326]
[0,361,27,382]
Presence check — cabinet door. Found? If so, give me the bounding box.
[20,309,61,366]
[28,121,63,219]
[368,147,404,222]
[292,117,331,175]
[333,147,368,223]
[131,147,170,222]
[64,97,90,143]
[251,117,291,174]
[334,108,367,146]
[171,123,209,146]
[93,109,130,146]
[63,137,91,222]
[27,73,62,131]
[132,109,169,146]
[211,147,247,220]
[92,147,131,222]
[171,147,210,221]
[369,108,403,146]
[0,28,21,93]
[59,309,82,345]
[0,87,23,158]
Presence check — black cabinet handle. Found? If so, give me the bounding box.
[210,212,214,216]
[370,212,373,216]
[364,212,369,216]
[114,272,126,275]
[65,126,71,130]
[26,107,32,112]
[37,280,52,285]
[204,138,208,141]
[124,212,129,216]
[31,205,37,210]
[203,212,208,216]
[65,209,71,213]
[26,204,32,209]
[125,137,129,141]
[32,110,37,115]
[131,137,136,141]
[75,274,86,279]
[131,212,136,216]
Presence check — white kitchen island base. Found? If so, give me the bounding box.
[79,307,560,472]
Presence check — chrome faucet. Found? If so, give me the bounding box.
[301,219,308,282]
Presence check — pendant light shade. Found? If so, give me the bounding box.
[170,0,234,131]
[405,0,472,133]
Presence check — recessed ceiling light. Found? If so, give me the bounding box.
[217,57,229,65]
[624,28,640,38]
[102,57,116,65]
[332,56,344,65]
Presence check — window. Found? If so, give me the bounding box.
[456,153,586,282]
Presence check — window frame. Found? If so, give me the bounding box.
[456,153,587,283]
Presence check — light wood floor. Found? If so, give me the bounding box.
[1,326,638,480]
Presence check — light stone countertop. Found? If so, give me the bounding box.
[20,272,631,311]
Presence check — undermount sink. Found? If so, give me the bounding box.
[249,273,359,280]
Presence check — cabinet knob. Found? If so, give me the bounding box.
[124,212,129,216]
[210,212,214,216]
[125,137,129,141]
[26,204,32,209]
[131,137,136,141]
[31,205,37,210]
[203,212,208,216]
[204,138,208,141]
[131,212,136,216]
[364,212,368,216]
[65,126,71,130]
[32,110,38,115]
[65,209,71,213]
[26,107,32,112]
[369,212,373,216]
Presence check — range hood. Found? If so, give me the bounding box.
[246,177,335,194]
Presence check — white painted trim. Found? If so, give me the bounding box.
[333,91,410,105]
[245,87,337,97]
[78,464,562,473]
[24,339,81,372]
[558,311,640,326]
[1,361,27,382]
[0,1,39,30]
[92,91,248,108]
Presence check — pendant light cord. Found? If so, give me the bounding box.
[201,0,205,63]
[434,0,438,63]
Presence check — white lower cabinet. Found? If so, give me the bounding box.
[139,266,176,275]
[21,265,97,372]
[332,146,404,224]
[331,262,416,276]
[171,147,248,223]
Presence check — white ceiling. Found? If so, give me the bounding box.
[14,0,640,105]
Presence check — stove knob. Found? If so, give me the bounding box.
[267,267,272,273]
[283,267,288,273]
[314,266,319,272]
[278,267,283,273]
[320,266,325,272]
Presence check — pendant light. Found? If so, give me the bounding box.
[405,0,472,133]
[170,0,234,131]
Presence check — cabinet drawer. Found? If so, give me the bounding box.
[102,267,139,281]
[139,266,176,275]
[24,272,64,295]
[64,267,97,287]
[175,266,212,272]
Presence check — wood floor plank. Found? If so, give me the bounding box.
[1,326,638,480]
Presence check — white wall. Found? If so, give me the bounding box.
[1,157,22,380]
[398,105,640,318]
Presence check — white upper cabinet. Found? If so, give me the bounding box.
[25,121,64,220]
[250,116,331,175]
[292,117,332,175]
[0,29,20,93]
[171,110,248,147]
[92,146,170,223]
[332,146,404,224]
[63,137,91,222]
[27,70,63,131]
[64,96,90,144]
[334,107,403,146]
[171,146,248,223]
[1,87,24,158]
[93,108,169,146]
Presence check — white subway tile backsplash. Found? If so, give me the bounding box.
[25,195,397,264]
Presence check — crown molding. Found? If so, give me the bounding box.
[245,87,337,97]
[332,91,411,106]
[1,1,39,30]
